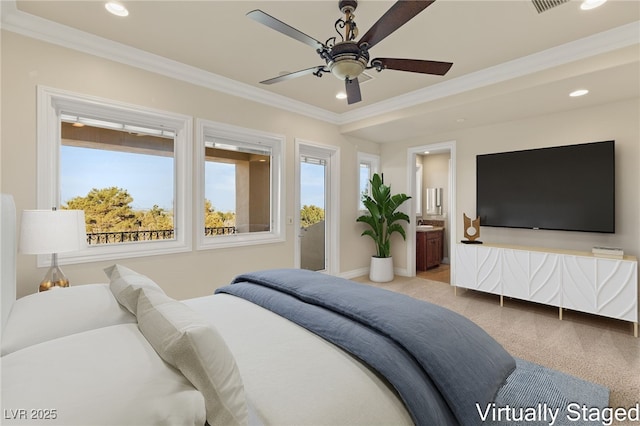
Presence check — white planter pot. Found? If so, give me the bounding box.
[369,256,394,282]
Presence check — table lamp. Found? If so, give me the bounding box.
[19,208,87,292]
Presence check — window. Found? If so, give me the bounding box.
[196,119,284,250]
[357,152,380,212]
[37,86,192,265]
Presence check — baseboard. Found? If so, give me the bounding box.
[338,267,368,280]
[339,266,411,280]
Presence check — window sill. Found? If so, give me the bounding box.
[38,239,192,266]
[196,232,285,251]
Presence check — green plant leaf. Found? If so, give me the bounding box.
[356,173,411,258]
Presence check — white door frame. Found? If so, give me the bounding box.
[294,139,340,275]
[405,140,457,283]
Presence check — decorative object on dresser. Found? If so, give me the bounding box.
[357,173,411,282]
[455,243,638,337]
[461,213,482,244]
[592,246,624,259]
[19,208,87,291]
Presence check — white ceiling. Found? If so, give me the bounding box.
[4,0,640,142]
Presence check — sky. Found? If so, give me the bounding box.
[61,146,176,210]
[61,146,326,212]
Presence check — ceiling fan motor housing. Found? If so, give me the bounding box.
[339,0,358,14]
[327,41,369,81]
[249,1,451,103]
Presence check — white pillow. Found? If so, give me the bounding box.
[1,323,206,425]
[1,284,135,356]
[104,264,164,314]
[136,288,248,426]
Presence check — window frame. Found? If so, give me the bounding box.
[357,152,380,213]
[37,86,192,266]
[195,118,285,250]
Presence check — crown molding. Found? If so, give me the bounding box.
[0,1,341,124]
[2,1,638,128]
[337,20,640,125]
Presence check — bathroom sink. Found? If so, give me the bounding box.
[416,225,434,231]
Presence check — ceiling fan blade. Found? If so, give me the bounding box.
[358,1,435,50]
[247,10,325,51]
[372,58,453,75]
[345,78,362,105]
[260,66,325,85]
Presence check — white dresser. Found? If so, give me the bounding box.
[454,243,638,336]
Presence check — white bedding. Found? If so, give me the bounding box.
[184,294,413,425]
[2,323,206,425]
[1,193,411,426]
[1,282,412,426]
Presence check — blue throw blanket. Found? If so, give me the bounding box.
[216,269,516,426]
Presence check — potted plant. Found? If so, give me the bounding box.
[357,173,411,282]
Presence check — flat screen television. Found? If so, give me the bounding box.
[476,140,615,233]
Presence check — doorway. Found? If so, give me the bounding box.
[406,141,456,284]
[295,140,339,274]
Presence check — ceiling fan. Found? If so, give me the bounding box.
[247,0,453,105]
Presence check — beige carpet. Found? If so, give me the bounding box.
[353,275,640,411]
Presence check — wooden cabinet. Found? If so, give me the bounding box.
[416,229,443,271]
[416,232,427,271]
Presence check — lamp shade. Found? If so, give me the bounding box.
[19,210,87,254]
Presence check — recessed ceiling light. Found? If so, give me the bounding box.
[105,2,129,17]
[569,89,589,97]
[336,92,347,100]
[580,0,607,10]
[424,151,430,154]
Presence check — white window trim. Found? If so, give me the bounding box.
[195,119,285,250]
[357,152,380,213]
[36,86,192,266]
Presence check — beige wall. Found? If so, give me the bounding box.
[382,98,640,277]
[3,30,637,299]
[1,31,379,299]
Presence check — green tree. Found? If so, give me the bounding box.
[204,199,235,229]
[137,205,173,230]
[64,187,137,233]
[300,204,324,228]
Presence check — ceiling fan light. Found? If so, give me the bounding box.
[326,41,369,81]
[329,58,366,81]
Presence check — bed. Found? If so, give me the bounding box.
[0,194,608,426]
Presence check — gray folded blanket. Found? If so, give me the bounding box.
[217,268,515,425]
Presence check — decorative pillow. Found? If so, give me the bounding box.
[104,264,164,315]
[1,284,135,356]
[1,323,206,425]
[136,288,248,426]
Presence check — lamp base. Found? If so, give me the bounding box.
[39,264,70,292]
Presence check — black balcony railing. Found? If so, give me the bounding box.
[87,229,175,245]
[86,226,237,245]
[204,226,237,236]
